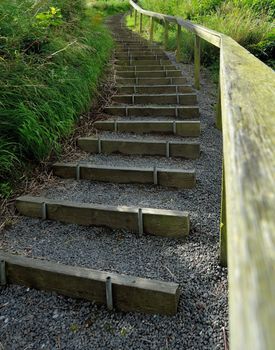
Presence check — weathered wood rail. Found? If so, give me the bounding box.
[129,0,275,349]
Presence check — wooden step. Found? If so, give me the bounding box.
[104,105,199,118]
[115,49,164,55]
[116,70,182,78]
[118,59,172,66]
[115,54,166,60]
[116,44,155,50]
[117,85,194,94]
[112,93,197,105]
[94,120,200,137]
[115,65,176,72]
[77,137,200,159]
[16,196,190,238]
[116,77,187,85]
[1,252,180,315]
[53,163,196,189]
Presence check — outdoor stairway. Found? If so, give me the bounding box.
[12,15,201,315]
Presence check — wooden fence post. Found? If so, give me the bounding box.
[139,13,143,33]
[149,17,154,42]
[194,35,201,90]
[134,10,137,27]
[220,162,227,267]
[163,20,169,49]
[176,24,182,62]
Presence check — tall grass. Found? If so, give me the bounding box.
[134,0,274,67]
[0,0,118,197]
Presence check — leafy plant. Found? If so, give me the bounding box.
[35,7,63,29]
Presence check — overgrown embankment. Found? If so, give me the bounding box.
[0,0,118,198]
[132,0,274,68]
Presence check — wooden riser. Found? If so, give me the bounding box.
[115,49,164,55]
[112,93,197,105]
[104,105,200,119]
[116,70,182,78]
[77,137,200,159]
[116,44,157,50]
[115,53,167,60]
[94,120,200,137]
[116,77,188,85]
[117,59,172,66]
[53,163,196,189]
[115,65,176,71]
[117,85,194,94]
[1,252,180,315]
[16,196,190,238]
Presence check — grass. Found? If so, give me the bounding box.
[129,0,274,67]
[0,0,127,198]
[88,0,130,16]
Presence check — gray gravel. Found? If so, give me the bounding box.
[0,15,227,350]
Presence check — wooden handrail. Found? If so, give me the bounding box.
[129,1,275,350]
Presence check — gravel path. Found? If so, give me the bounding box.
[0,15,227,350]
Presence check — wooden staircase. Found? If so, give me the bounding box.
[12,15,202,315]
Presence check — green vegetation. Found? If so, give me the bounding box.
[128,0,274,67]
[89,0,130,16]
[0,0,126,198]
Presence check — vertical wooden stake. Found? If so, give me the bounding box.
[176,24,182,62]
[134,10,137,27]
[163,20,169,49]
[194,35,201,90]
[220,162,227,267]
[149,17,154,42]
[216,83,222,130]
[139,13,143,33]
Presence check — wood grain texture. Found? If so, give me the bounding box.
[16,196,190,237]
[220,36,275,350]
[52,163,196,189]
[0,252,180,315]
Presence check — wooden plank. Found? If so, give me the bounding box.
[0,252,180,315]
[143,208,190,238]
[112,93,197,105]
[116,85,194,94]
[116,77,187,85]
[16,196,138,231]
[116,70,182,78]
[158,168,196,189]
[220,35,275,350]
[163,20,169,49]
[77,137,200,159]
[176,24,182,62]
[105,106,199,118]
[15,196,190,237]
[94,120,200,137]
[170,142,200,159]
[139,13,143,33]
[53,163,196,189]
[134,9,137,26]
[219,162,227,267]
[194,35,201,90]
[149,16,154,42]
[102,139,166,156]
